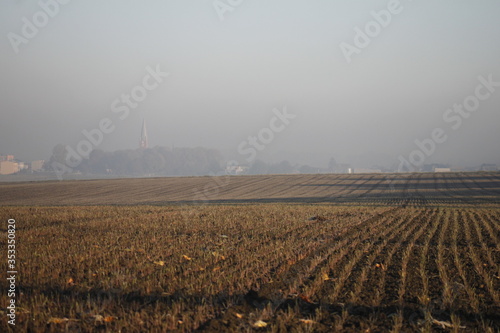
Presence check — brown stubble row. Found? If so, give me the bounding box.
[0,205,387,331]
[471,211,500,278]
[204,207,500,332]
[461,211,500,306]
[325,209,420,304]
[1,205,499,332]
[201,207,499,332]
[391,207,443,332]
[365,209,437,307]
[199,207,408,331]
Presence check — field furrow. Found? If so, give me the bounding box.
[2,173,500,332]
[462,211,500,306]
[350,209,428,306]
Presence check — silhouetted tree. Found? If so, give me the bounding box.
[48,145,225,176]
[328,157,338,172]
[269,160,294,174]
[248,160,269,175]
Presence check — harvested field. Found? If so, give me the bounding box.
[1,172,500,207]
[1,173,500,332]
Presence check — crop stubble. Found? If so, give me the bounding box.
[0,173,499,332]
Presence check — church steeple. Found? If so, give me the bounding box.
[140,119,148,149]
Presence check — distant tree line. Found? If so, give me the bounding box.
[47,144,343,177]
[246,160,328,175]
[48,145,224,176]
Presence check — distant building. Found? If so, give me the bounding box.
[0,155,14,162]
[423,163,451,172]
[31,160,45,172]
[140,119,148,149]
[226,165,246,175]
[17,162,27,171]
[0,161,19,175]
[434,167,451,173]
[336,164,352,174]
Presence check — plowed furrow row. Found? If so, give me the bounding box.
[456,172,494,199]
[451,210,480,312]
[475,214,500,280]
[318,210,411,304]
[275,208,403,297]
[470,211,500,278]
[483,211,500,240]
[462,211,500,306]
[392,208,443,332]
[382,209,438,307]
[383,209,440,333]
[197,208,404,331]
[213,175,276,199]
[267,208,396,276]
[222,222,345,281]
[296,175,341,199]
[202,208,366,275]
[435,209,455,309]
[353,177,388,201]
[331,175,375,200]
[356,209,433,306]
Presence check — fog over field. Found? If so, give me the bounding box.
[1,0,500,170]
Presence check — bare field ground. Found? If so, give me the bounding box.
[1,172,500,207]
[1,173,500,332]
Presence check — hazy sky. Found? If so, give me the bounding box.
[1,0,499,168]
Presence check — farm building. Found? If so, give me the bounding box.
[0,161,20,175]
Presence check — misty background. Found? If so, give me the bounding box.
[1,0,499,171]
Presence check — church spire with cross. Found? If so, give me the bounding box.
[140,119,148,149]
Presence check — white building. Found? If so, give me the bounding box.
[434,167,451,173]
[31,160,45,171]
[225,165,246,175]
